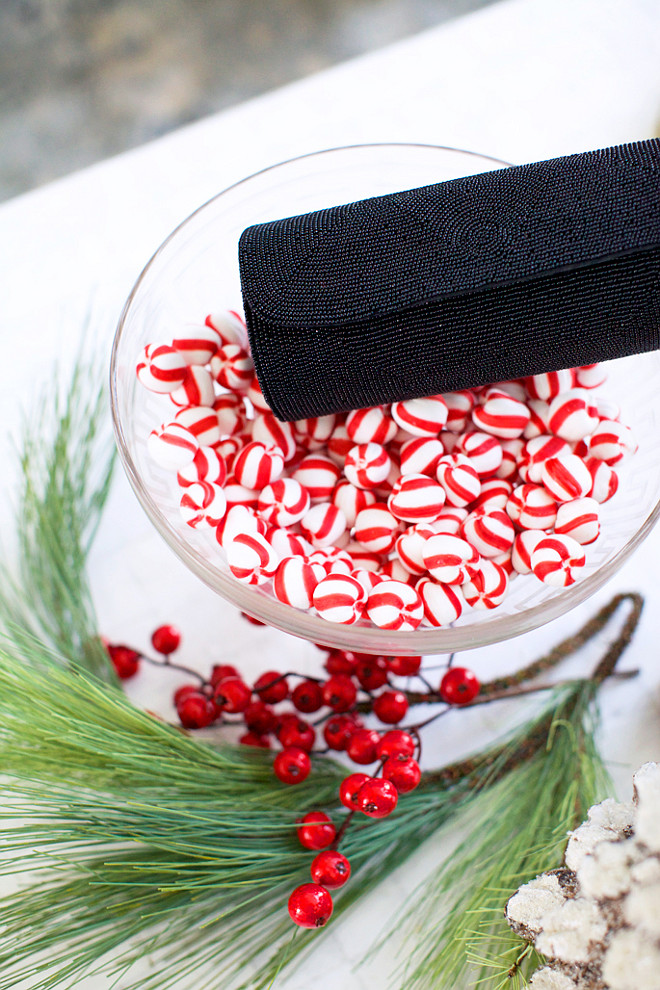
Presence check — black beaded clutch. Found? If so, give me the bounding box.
[238,139,660,421]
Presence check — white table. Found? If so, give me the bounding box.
[2,0,660,986]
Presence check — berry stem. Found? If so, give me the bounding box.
[138,651,206,684]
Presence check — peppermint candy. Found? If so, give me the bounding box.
[246,374,271,413]
[584,457,619,503]
[213,393,246,436]
[541,454,592,502]
[171,324,221,365]
[395,524,435,575]
[205,310,248,349]
[471,478,513,512]
[422,534,480,585]
[147,422,198,470]
[293,414,338,449]
[588,420,637,465]
[436,454,481,508]
[518,435,570,483]
[251,413,297,462]
[530,534,586,587]
[273,556,324,609]
[345,406,397,445]
[462,559,509,609]
[506,484,558,530]
[226,532,279,585]
[223,476,260,510]
[417,578,466,626]
[380,557,416,583]
[547,389,599,441]
[180,481,227,528]
[177,445,227,488]
[257,478,310,526]
[398,436,444,477]
[554,497,600,545]
[353,504,399,553]
[523,399,551,440]
[574,363,607,389]
[432,506,469,535]
[300,503,347,549]
[462,507,515,558]
[175,406,222,448]
[210,344,254,392]
[496,439,524,481]
[325,423,354,466]
[265,526,312,558]
[387,473,446,523]
[170,364,216,408]
[331,479,376,528]
[344,443,392,490]
[366,581,423,631]
[442,390,476,433]
[472,393,530,439]
[292,455,341,501]
[454,431,503,477]
[524,369,575,401]
[312,573,366,624]
[511,530,544,575]
[137,344,188,393]
[391,395,448,437]
[233,441,284,490]
[216,505,264,546]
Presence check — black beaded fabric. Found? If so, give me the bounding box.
[239,139,660,422]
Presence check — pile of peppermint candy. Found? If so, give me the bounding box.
[137,310,637,631]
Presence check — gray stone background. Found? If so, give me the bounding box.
[0,0,498,203]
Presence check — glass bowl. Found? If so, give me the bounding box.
[110,143,660,655]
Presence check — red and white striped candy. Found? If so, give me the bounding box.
[584,457,619,503]
[350,567,383,596]
[179,481,227,528]
[353,504,399,553]
[530,534,586,587]
[169,364,216,408]
[366,580,423,631]
[331,480,376,528]
[518,435,571,483]
[524,369,575,401]
[251,413,297,462]
[524,399,551,439]
[273,556,324,609]
[547,389,599,441]
[398,436,444,477]
[326,422,354,467]
[216,505,264,546]
[417,578,466,626]
[171,324,221,365]
[379,557,416,584]
[511,530,544,575]
[594,396,621,422]
[300,502,347,549]
[574,363,607,389]
[265,526,312,558]
[345,542,383,571]
[147,422,198,469]
[422,534,480,585]
[492,549,514,576]
[257,478,310,526]
[472,393,530,439]
[506,484,558,530]
[554,498,600,545]
[226,531,279,585]
[309,546,353,574]
[246,374,270,413]
[312,573,366,624]
[442,391,476,433]
[223,475,260,510]
[292,455,341,502]
[232,441,284,490]
[177,445,227,488]
[136,344,188,393]
[395,524,435,575]
[391,395,448,437]
[436,454,481,508]
[588,420,637,465]
[432,506,469,535]
[541,454,592,502]
[438,430,460,454]
[212,393,246,436]
[462,508,515,558]
[344,443,392,490]
[454,431,503,477]
[462,559,509,609]
[472,478,513,512]
[205,310,248,349]
[211,344,254,392]
[293,414,337,450]
[215,435,243,470]
[487,381,528,402]
[345,406,397,445]
[175,406,222,448]
[496,439,524,482]
[387,473,446,523]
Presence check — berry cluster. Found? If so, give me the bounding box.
[104,620,482,928]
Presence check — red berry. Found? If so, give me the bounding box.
[376,730,416,760]
[324,649,358,675]
[277,716,316,752]
[339,772,371,811]
[254,671,289,704]
[321,674,357,712]
[173,683,201,707]
[243,700,278,735]
[386,655,422,676]
[355,657,389,690]
[372,690,409,724]
[292,680,324,713]
[346,728,381,765]
[382,755,421,793]
[151,624,181,655]
[108,645,140,680]
[323,714,362,751]
[241,611,266,626]
[297,812,336,850]
[288,883,333,928]
[439,667,481,705]
[273,747,311,784]
[177,692,217,729]
[210,664,239,686]
[213,676,252,713]
[358,778,398,818]
[239,732,271,748]
[310,850,351,889]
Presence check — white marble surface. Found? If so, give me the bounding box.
[1,0,660,986]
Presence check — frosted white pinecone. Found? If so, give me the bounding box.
[506,762,660,989]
